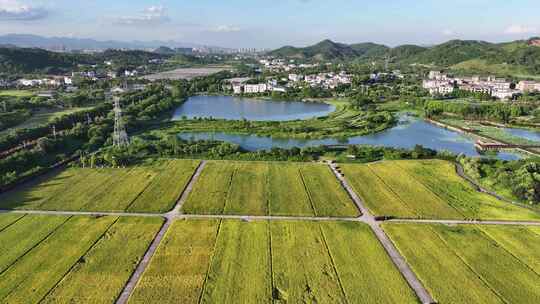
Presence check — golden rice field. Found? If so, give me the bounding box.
[182,161,359,217]
[341,160,540,221]
[0,214,163,303]
[383,223,540,304]
[0,159,200,213]
[128,219,417,304]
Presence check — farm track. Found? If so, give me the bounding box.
[2,159,540,303]
[328,162,436,304]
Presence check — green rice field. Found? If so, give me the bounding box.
[128,219,417,304]
[0,214,163,303]
[384,223,540,304]
[182,161,359,217]
[0,159,200,213]
[341,160,540,221]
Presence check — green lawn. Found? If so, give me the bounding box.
[0,90,34,97]
[130,220,417,303]
[0,107,94,136]
[182,161,359,217]
[384,223,540,304]
[341,160,540,221]
[0,160,200,213]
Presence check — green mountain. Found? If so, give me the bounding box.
[268,38,540,75]
[0,47,169,74]
[270,40,360,60]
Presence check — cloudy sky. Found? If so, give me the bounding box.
[0,0,539,48]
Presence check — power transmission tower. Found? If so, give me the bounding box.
[113,96,129,147]
[86,113,92,125]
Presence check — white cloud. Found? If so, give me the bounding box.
[442,29,455,36]
[504,24,537,35]
[0,0,47,20]
[114,5,169,26]
[210,25,241,33]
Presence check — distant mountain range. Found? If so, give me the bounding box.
[269,38,540,75]
[0,34,225,51]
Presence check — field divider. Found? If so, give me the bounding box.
[0,214,26,233]
[197,219,223,304]
[318,225,350,304]
[328,162,436,304]
[267,221,276,301]
[426,225,510,304]
[123,174,160,212]
[220,166,238,215]
[171,160,207,215]
[393,162,468,219]
[298,168,318,216]
[476,225,540,278]
[0,215,72,277]
[38,217,121,303]
[366,165,421,219]
[115,217,171,304]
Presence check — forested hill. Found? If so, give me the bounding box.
[0,47,170,75]
[269,38,540,73]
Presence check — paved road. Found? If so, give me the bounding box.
[170,160,207,216]
[387,218,540,226]
[116,219,172,304]
[329,163,436,304]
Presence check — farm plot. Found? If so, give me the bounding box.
[341,160,540,221]
[130,220,417,303]
[384,223,540,304]
[0,215,163,304]
[128,219,221,304]
[0,216,117,303]
[0,160,200,213]
[395,160,540,221]
[182,161,358,217]
[42,217,163,304]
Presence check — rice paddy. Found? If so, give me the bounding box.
[182,161,359,217]
[384,223,540,304]
[129,220,418,304]
[0,159,200,213]
[341,160,540,221]
[0,214,162,303]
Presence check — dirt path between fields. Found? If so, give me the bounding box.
[328,162,436,304]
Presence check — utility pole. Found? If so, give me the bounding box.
[113,96,129,147]
[86,113,92,125]
[52,125,57,140]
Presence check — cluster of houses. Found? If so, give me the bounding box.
[288,71,352,89]
[226,71,353,95]
[423,71,540,100]
[229,79,287,95]
[17,76,73,87]
[258,58,319,72]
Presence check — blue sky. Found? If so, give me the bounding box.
[0,0,539,48]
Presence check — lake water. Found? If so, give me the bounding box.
[503,127,540,143]
[171,95,335,121]
[178,115,524,160]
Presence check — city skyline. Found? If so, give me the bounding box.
[0,0,539,48]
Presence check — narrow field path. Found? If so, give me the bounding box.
[328,162,436,304]
[115,218,171,304]
[170,160,207,215]
[386,218,540,226]
[455,163,510,202]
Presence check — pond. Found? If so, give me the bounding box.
[503,127,540,143]
[178,115,525,161]
[171,95,335,121]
